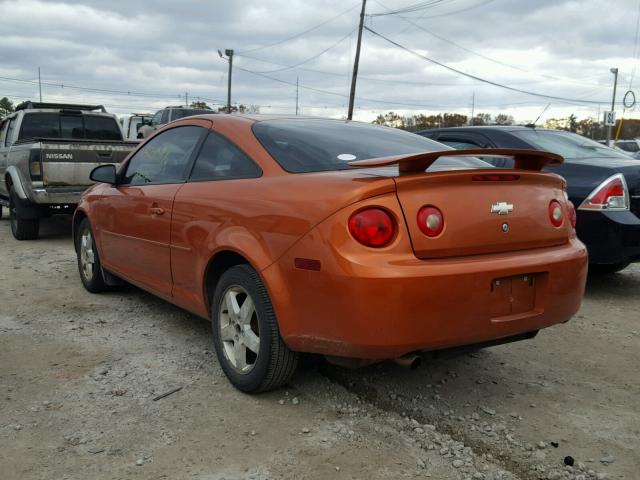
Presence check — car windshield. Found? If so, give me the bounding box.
[252,119,491,173]
[171,109,213,120]
[511,129,632,160]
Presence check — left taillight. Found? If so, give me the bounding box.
[579,173,630,211]
[348,208,396,248]
[549,200,564,227]
[29,150,42,180]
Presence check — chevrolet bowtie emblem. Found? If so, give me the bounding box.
[490,202,514,215]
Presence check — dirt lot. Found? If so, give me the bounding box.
[0,211,638,480]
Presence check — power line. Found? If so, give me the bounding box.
[0,75,228,105]
[236,52,594,87]
[245,28,357,74]
[416,0,496,18]
[367,0,458,16]
[364,26,616,105]
[371,0,606,88]
[236,3,361,54]
[235,64,598,109]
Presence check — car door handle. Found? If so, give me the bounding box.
[149,207,165,216]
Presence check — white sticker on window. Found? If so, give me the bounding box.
[337,153,357,161]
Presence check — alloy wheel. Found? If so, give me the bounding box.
[79,229,95,281]
[219,286,260,373]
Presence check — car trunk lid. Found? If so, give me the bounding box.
[350,148,573,259]
[393,170,571,259]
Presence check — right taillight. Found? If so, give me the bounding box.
[579,173,630,211]
[348,208,396,247]
[417,205,444,237]
[567,201,577,229]
[29,150,42,180]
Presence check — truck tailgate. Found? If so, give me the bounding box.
[39,140,137,187]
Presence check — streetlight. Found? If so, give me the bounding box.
[607,67,618,146]
[218,49,234,113]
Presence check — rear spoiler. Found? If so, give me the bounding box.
[348,149,563,174]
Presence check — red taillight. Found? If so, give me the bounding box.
[549,200,563,227]
[579,173,629,211]
[567,201,577,229]
[417,205,444,237]
[348,208,395,247]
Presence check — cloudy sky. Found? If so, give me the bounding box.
[1,0,638,123]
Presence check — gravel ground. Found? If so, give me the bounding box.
[0,210,638,480]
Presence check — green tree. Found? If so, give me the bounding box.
[218,104,249,113]
[494,114,514,126]
[472,113,492,126]
[0,97,14,117]
[190,101,211,109]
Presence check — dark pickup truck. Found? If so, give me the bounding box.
[0,102,137,240]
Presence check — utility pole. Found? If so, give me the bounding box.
[38,67,42,102]
[185,92,188,107]
[218,49,234,113]
[295,77,299,115]
[470,91,475,125]
[606,67,618,146]
[347,0,367,120]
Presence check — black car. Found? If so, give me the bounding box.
[419,126,640,273]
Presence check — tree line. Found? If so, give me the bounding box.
[372,111,515,131]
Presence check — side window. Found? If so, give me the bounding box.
[5,119,16,147]
[161,109,170,124]
[190,132,261,181]
[120,126,204,186]
[150,111,162,127]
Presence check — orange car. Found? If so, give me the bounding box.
[74,115,587,392]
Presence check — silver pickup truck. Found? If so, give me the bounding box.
[0,102,137,240]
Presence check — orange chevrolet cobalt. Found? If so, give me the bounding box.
[74,115,587,392]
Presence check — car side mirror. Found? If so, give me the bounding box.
[90,164,117,185]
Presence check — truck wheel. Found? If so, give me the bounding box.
[76,218,108,293]
[211,264,298,393]
[9,188,39,240]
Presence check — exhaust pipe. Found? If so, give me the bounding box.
[393,353,422,370]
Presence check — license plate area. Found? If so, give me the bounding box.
[489,274,536,319]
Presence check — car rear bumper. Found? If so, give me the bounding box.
[576,210,640,264]
[265,237,588,359]
[29,186,88,206]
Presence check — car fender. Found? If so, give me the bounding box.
[5,166,29,200]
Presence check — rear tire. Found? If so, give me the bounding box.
[76,218,108,293]
[211,264,298,393]
[9,188,39,240]
[590,262,630,275]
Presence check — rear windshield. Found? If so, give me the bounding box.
[171,109,214,120]
[252,119,491,173]
[19,113,123,141]
[617,141,639,152]
[511,129,632,160]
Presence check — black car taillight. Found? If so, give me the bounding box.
[29,150,43,180]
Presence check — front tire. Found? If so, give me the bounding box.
[211,265,298,393]
[9,188,39,240]
[76,218,107,293]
